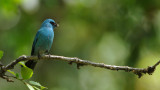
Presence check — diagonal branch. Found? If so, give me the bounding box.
[0,55,160,82]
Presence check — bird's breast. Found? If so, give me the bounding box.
[38,28,54,51]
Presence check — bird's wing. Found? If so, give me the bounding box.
[31,30,41,55]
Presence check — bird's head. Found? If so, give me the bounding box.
[41,19,59,29]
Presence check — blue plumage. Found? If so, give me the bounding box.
[25,19,58,69]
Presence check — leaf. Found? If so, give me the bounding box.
[19,61,26,67]
[16,73,20,79]
[32,86,41,90]
[29,81,41,86]
[7,70,20,79]
[21,66,33,79]
[20,62,33,80]
[25,83,35,90]
[0,50,3,59]
[41,86,47,90]
[29,81,48,90]
[7,70,16,76]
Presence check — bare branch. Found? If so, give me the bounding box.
[0,55,160,82]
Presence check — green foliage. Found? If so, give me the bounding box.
[32,86,41,90]
[19,62,33,80]
[21,66,33,80]
[7,70,16,76]
[25,83,35,90]
[29,81,48,90]
[16,73,19,79]
[0,50,3,59]
[7,70,20,79]
[25,81,47,90]
[7,62,47,90]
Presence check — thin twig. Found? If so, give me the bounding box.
[0,55,160,82]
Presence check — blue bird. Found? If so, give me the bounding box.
[25,19,58,69]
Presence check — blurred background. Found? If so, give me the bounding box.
[1,0,160,90]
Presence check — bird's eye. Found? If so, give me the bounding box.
[50,21,58,27]
[50,21,55,26]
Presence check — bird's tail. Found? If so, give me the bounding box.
[25,60,37,70]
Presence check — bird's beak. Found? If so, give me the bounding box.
[55,23,59,27]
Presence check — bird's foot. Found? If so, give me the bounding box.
[38,53,42,59]
[48,54,51,58]
[45,50,51,58]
